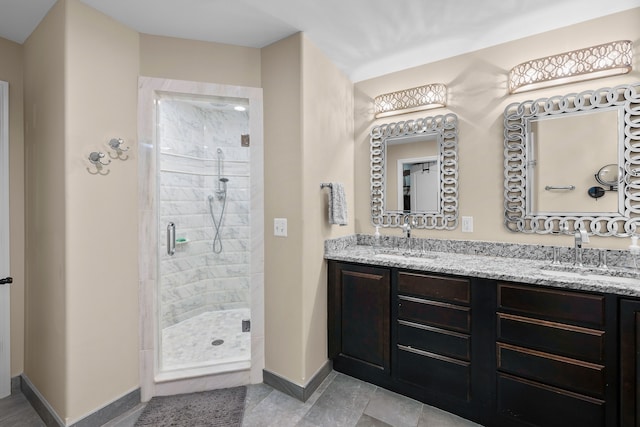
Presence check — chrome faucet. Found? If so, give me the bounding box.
[402,216,411,238]
[573,226,590,267]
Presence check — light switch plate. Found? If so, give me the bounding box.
[274,218,287,237]
[462,216,473,233]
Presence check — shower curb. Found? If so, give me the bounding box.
[263,360,332,402]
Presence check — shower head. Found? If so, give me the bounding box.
[219,178,229,183]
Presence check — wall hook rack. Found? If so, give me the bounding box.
[87,151,110,175]
[108,138,130,160]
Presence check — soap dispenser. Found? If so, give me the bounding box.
[374,226,381,246]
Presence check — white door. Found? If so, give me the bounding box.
[0,80,10,398]
[410,161,439,213]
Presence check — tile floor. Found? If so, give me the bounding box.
[161,308,251,370]
[1,371,482,427]
[0,390,45,427]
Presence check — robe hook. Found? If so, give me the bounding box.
[88,151,110,166]
[87,151,111,175]
[108,138,129,152]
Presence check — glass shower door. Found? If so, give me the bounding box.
[156,94,252,374]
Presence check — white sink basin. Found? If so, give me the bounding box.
[542,263,638,279]
[373,250,438,261]
[540,264,640,286]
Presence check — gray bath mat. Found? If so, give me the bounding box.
[135,386,246,426]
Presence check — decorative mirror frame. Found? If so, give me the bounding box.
[503,83,640,237]
[371,113,459,229]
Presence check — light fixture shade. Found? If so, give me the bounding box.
[508,40,633,94]
[374,83,447,118]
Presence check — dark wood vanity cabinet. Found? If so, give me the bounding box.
[494,282,615,427]
[328,262,391,382]
[620,299,640,427]
[327,261,632,427]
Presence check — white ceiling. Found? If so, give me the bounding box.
[1,0,639,82]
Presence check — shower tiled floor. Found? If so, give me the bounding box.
[161,308,251,370]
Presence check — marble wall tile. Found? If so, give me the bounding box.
[158,97,252,327]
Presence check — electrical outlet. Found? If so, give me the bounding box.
[462,216,473,233]
[274,218,288,237]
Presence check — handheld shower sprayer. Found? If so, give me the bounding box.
[209,148,228,253]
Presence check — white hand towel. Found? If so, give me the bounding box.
[328,183,348,226]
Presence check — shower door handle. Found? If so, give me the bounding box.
[167,222,176,256]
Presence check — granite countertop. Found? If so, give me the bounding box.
[325,235,640,298]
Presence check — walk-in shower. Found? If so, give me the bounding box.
[138,77,264,399]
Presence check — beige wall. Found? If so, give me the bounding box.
[355,8,640,249]
[261,33,355,385]
[23,0,68,417]
[300,35,354,382]
[64,1,139,422]
[0,37,25,377]
[140,34,261,87]
[261,33,305,382]
[23,0,140,422]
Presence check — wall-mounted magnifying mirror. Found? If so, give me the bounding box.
[595,163,623,189]
[504,83,640,237]
[589,163,623,200]
[371,113,458,230]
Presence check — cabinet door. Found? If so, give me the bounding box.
[621,299,640,427]
[328,262,390,375]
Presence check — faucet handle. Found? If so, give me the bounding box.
[598,249,608,269]
[579,228,590,244]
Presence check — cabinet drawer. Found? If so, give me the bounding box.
[398,296,470,333]
[497,343,605,397]
[397,320,470,361]
[398,272,470,304]
[498,283,605,327]
[497,313,605,362]
[497,373,605,427]
[397,345,470,402]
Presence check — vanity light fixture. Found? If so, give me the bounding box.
[508,40,633,94]
[374,83,447,118]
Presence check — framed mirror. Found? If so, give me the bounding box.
[503,83,640,236]
[371,113,458,229]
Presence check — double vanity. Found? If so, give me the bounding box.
[345,82,640,426]
[325,235,640,427]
